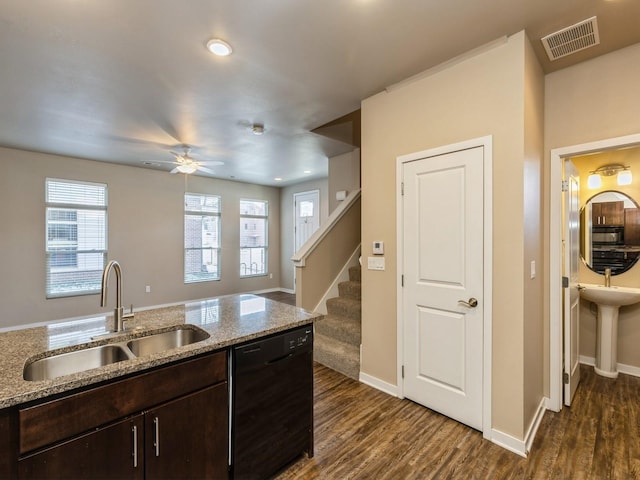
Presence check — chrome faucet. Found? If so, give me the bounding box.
[100,260,134,332]
[604,267,612,288]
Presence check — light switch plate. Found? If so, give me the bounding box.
[530,260,536,279]
[368,256,385,271]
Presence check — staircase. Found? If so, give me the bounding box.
[314,265,361,380]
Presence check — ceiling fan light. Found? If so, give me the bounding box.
[176,164,197,174]
[587,173,602,189]
[617,169,632,185]
[206,38,233,56]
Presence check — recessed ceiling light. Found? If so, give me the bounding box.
[206,38,233,56]
[303,170,311,174]
[252,124,265,135]
[274,177,283,182]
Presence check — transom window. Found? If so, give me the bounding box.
[45,179,107,298]
[240,199,268,277]
[184,193,221,283]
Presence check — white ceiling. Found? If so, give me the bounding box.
[2,0,640,186]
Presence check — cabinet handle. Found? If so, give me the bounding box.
[132,425,138,468]
[153,416,160,457]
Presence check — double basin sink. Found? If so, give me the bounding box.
[24,326,210,382]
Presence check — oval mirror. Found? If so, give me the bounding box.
[580,191,640,275]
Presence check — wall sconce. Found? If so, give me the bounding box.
[587,163,632,189]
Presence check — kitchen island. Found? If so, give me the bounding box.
[0,294,321,479]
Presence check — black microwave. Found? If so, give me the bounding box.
[592,225,624,245]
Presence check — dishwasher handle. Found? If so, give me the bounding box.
[266,352,294,365]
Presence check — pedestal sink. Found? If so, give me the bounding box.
[579,284,640,378]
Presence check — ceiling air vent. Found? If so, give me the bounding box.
[541,16,600,61]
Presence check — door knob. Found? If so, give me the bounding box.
[458,298,478,308]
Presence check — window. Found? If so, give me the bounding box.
[46,179,107,298]
[240,199,268,277]
[185,193,221,283]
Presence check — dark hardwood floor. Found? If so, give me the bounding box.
[255,291,296,306]
[275,364,640,480]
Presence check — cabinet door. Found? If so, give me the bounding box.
[601,201,624,225]
[145,383,228,480]
[19,415,144,480]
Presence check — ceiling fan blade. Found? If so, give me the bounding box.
[199,160,225,166]
[170,167,181,174]
[196,166,216,174]
[196,165,216,174]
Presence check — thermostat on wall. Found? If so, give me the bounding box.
[372,241,384,255]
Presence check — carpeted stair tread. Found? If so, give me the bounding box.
[314,314,361,347]
[338,280,361,300]
[349,265,361,283]
[326,296,361,321]
[314,333,360,380]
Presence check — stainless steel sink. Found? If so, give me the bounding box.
[23,326,211,381]
[127,328,210,356]
[23,344,134,381]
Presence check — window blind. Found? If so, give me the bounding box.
[45,179,107,298]
[184,193,221,283]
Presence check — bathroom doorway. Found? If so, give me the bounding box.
[549,133,640,411]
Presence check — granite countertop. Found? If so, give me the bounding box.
[0,294,321,409]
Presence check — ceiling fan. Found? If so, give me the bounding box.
[161,145,224,174]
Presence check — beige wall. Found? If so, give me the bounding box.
[328,149,360,213]
[361,31,544,439]
[0,147,281,329]
[522,37,546,435]
[279,178,329,291]
[544,42,640,390]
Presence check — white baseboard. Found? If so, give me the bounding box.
[580,355,640,378]
[524,397,547,456]
[359,371,401,398]
[490,429,528,458]
[249,287,294,294]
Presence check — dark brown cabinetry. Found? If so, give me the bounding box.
[592,201,624,225]
[14,351,228,480]
[145,384,228,480]
[19,415,145,480]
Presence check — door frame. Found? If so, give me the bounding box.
[396,135,493,438]
[549,132,640,412]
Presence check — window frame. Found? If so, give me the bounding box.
[184,192,222,284]
[45,178,108,299]
[239,198,268,278]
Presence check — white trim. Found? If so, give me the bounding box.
[291,189,361,267]
[250,287,295,295]
[396,135,493,439]
[524,398,547,456]
[549,133,640,412]
[312,245,361,314]
[359,372,401,397]
[579,355,640,378]
[490,429,527,458]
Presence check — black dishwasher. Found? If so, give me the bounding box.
[231,325,314,480]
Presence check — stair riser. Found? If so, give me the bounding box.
[315,318,361,346]
[349,266,361,283]
[338,281,361,300]
[314,344,359,380]
[326,301,361,321]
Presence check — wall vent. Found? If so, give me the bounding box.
[541,16,600,61]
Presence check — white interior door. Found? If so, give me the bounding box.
[294,190,320,252]
[402,146,484,430]
[563,160,581,406]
